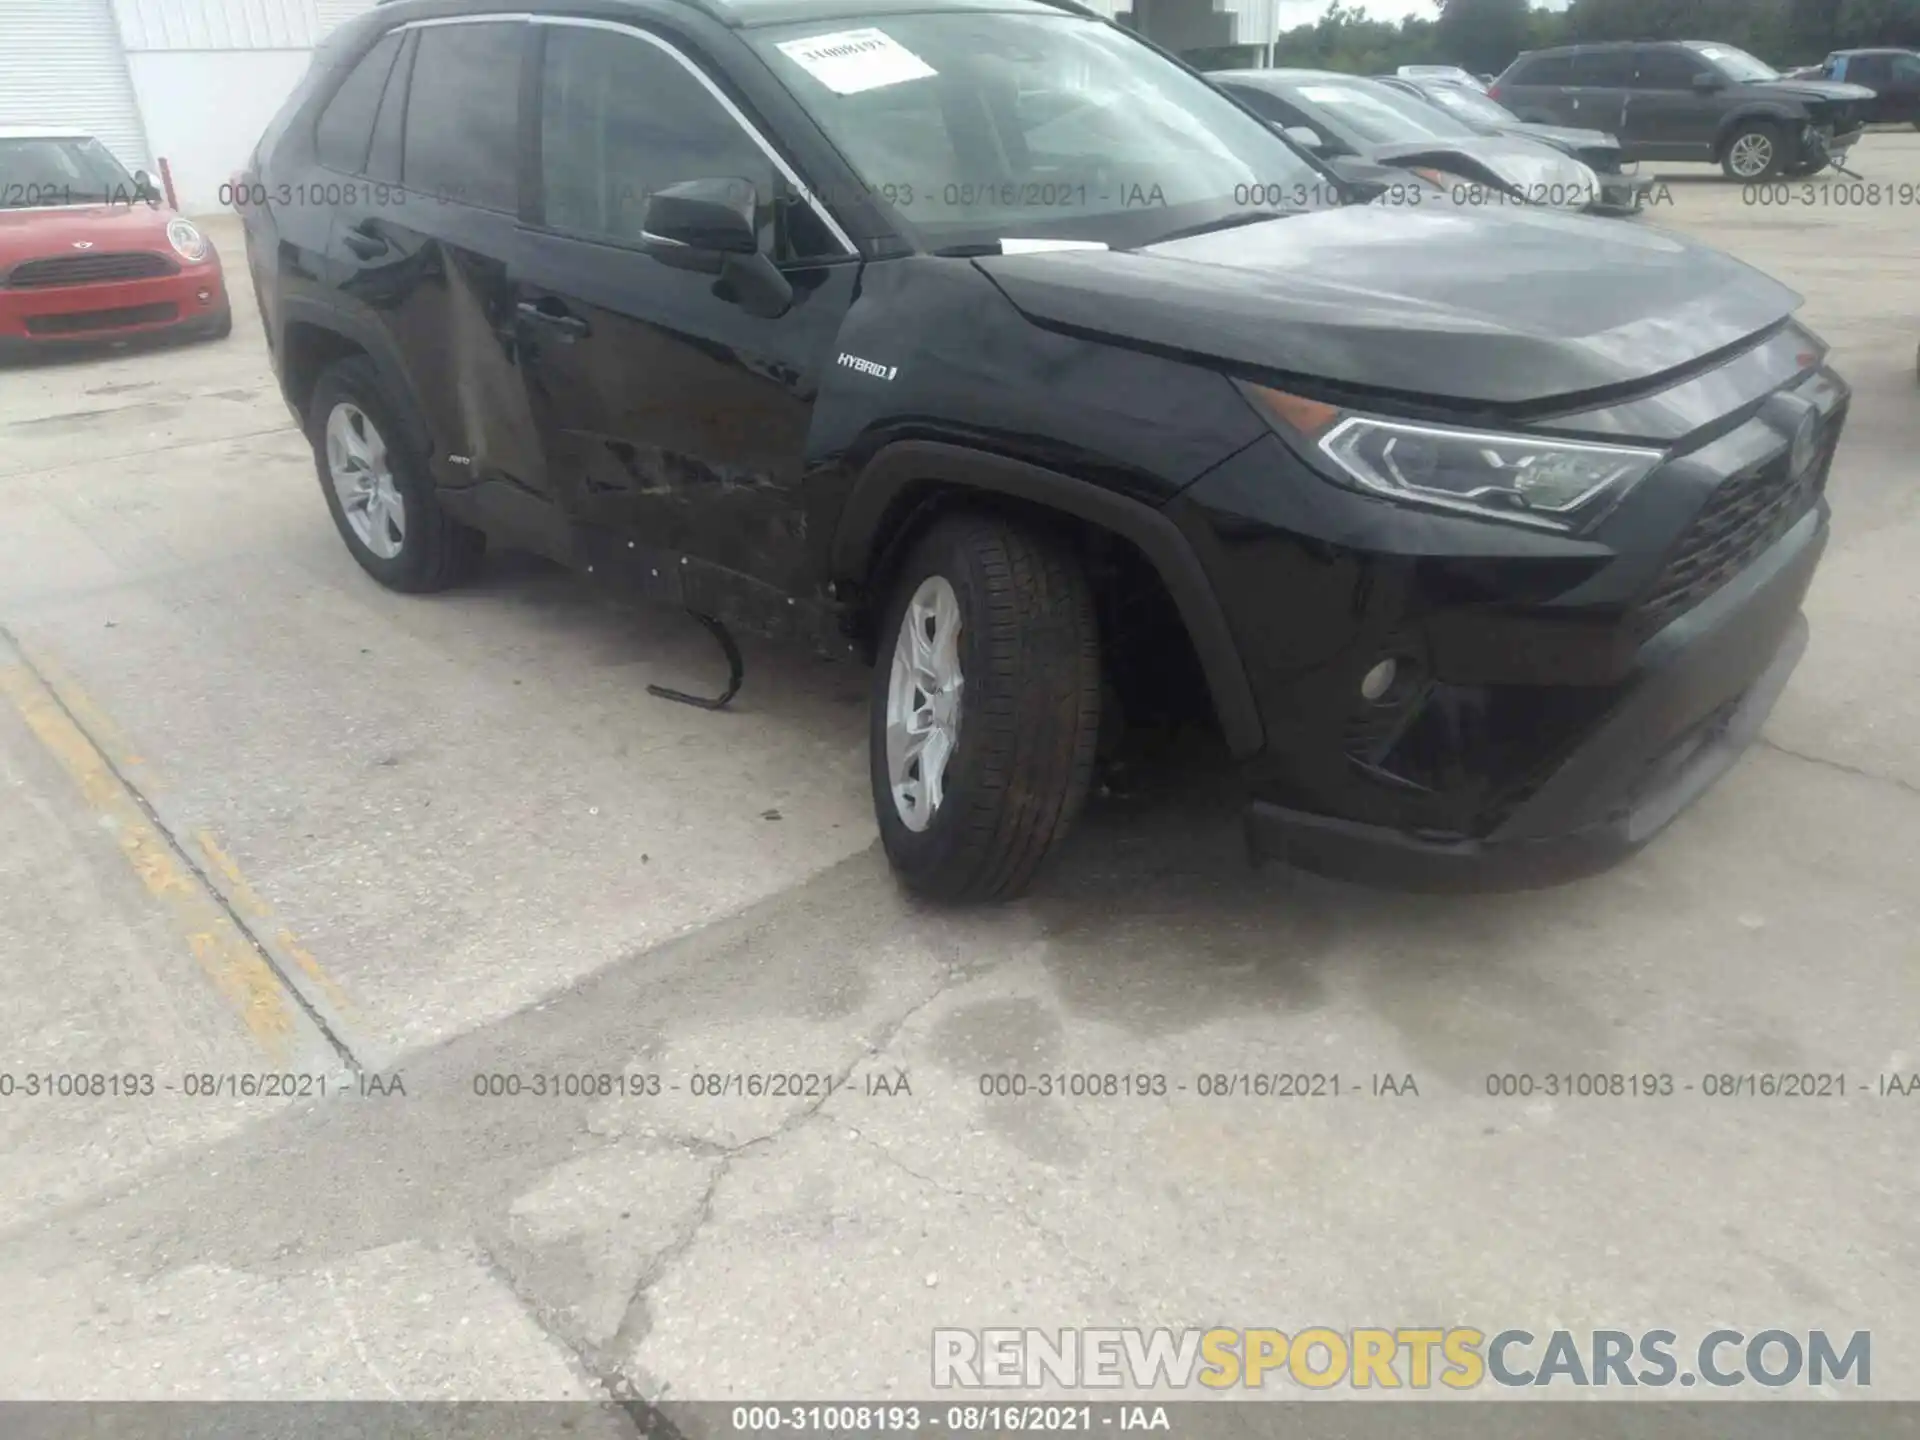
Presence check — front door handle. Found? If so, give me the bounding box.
[341,223,388,260]
[515,300,590,338]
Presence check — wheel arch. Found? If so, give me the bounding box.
[278,296,435,462]
[830,439,1265,759]
[1712,106,1803,159]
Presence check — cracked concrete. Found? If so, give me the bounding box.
[3,148,1920,1408]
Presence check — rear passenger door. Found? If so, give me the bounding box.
[1496,53,1578,125]
[1620,46,1722,160]
[326,17,561,556]
[510,16,860,603]
[1560,48,1631,134]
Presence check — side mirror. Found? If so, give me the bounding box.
[1691,72,1724,92]
[640,178,792,319]
[1281,124,1325,151]
[131,168,161,205]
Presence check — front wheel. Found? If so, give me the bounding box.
[1722,123,1785,180]
[869,513,1101,903]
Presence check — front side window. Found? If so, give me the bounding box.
[316,32,404,174]
[537,25,837,260]
[403,21,522,211]
[749,12,1327,252]
[0,135,138,207]
[1633,49,1708,90]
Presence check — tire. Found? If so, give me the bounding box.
[209,307,234,339]
[307,355,484,593]
[869,512,1101,903]
[1721,122,1785,181]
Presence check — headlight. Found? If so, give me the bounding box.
[1242,385,1665,533]
[166,217,209,262]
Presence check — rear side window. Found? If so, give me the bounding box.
[1567,50,1633,86]
[537,25,837,260]
[315,32,404,174]
[1506,53,1573,86]
[1633,48,1707,88]
[404,21,523,211]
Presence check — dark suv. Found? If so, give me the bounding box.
[1493,40,1873,179]
[241,0,1849,901]
[1816,49,1920,127]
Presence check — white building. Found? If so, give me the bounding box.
[0,0,379,212]
[0,0,1285,214]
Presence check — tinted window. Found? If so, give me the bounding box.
[1634,48,1708,89]
[404,21,522,211]
[366,31,414,183]
[315,32,403,174]
[538,25,835,259]
[1848,54,1891,84]
[1892,55,1920,85]
[1508,53,1574,86]
[1567,50,1633,86]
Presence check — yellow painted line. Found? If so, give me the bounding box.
[14,640,154,778]
[0,660,307,1064]
[195,827,358,1021]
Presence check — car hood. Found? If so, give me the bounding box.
[1746,79,1876,104]
[1502,121,1620,153]
[972,205,1801,409]
[1364,135,1599,206]
[0,202,177,270]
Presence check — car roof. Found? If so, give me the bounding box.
[374,0,1092,28]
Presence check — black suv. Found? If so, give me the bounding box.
[241,0,1850,901]
[1817,49,1920,127]
[1493,40,1872,179]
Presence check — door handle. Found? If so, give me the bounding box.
[516,300,590,338]
[341,223,388,260]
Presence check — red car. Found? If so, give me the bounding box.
[1,128,230,357]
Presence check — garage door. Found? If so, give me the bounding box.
[314,0,381,38]
[0,0,150,170]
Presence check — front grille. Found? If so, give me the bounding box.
[6,252,177,288]
[25,302,178,336]
[1630,420,1839,639]
[1578,146,1622,174]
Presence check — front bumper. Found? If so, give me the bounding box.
[1589,172,1655,214]
[1245,508,1824,890]
[0,260,228,354]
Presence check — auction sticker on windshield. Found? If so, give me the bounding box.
[775,28,937,94]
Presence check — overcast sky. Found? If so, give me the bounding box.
[1276,0,1570,22]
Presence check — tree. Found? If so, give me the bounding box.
[1435,0,1532,71]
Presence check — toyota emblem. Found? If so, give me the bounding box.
[71,240,94,250]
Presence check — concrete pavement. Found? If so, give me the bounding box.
[0,142,1915,1410]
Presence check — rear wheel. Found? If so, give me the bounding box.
[307,356,484,593]
[869,512,1101,902]
[1722,122,1784,180]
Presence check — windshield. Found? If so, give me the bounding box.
[749,12,1329,252]
[0,135,138,208]
[1286,77,1481,144]
[1692,45,1780,83]
[1416,83,1517,125]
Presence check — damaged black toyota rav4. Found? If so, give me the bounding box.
[242,0,1849,901]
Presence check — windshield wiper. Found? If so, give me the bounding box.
[1135,209,1291,248]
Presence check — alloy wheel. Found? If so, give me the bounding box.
[1728,133,1774,178]
[324,402,406,561]
[885,574,965,832]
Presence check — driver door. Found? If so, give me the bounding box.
[511,17,860,602]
